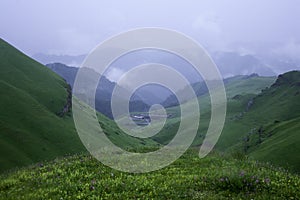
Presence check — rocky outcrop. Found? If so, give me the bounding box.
[57,84,72,117]
[246,99,254,111]
[271,70,300,87]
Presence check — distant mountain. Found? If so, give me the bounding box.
[46,63,78,86]
[211,51,276,77]
[131,84,172,105]
[46,63,151,118]
[32,53,86,66]
[37,50,290,82]
[162,73,275,108]
[258,54,300,74]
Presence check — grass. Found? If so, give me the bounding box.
[227,71,300,173]
[156,74,276,149]
[0,38,85,172]
[1,38,300,198]
[154,71,300,173]
[247,117,300,172]
[0,39,158,172]
[0,149,299,199]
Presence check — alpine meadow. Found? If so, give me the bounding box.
[1,1,300,199]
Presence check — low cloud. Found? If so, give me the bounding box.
[272,39,300,61]
[104,67,124,82]
[192,12,221,35]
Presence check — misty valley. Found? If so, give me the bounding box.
[0,37,300,199]
[1,2,300,198]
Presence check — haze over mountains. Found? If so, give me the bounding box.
[2,37,300,171]
[1,0,300,198]
[46,63,158,118]
[40,49,299,116]
[1,37,300,198]
[41,48,300,174]
[34,50,300,81]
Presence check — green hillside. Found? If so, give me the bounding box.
[248,117,300,172]
[204,71,300,172]
[0,39,157,172]
[1,37,299,198]
[152,74,276,146]
[0,38,85,171]
[238,71,300,172]
[154,71,300,172]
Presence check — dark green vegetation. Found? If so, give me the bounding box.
[240,71,300,172]
[0,39,156,172]
[0,150,299,199]
[1,38,300,199]
[0,38,84,171]
[156,71,300,173]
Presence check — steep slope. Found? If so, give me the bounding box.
[153,75,276,145]
[46,63,151,119]
[158,71,299,171]
[247,117,300,172]
[238,71,300,172]
[0,39,157,172]
[212,71,300,172]
[0,38,85,171]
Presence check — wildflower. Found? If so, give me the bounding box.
[264,178,270,184]
[240,171,245,177]
[90,186,95,191]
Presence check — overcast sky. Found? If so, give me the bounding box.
[1,0,300,59]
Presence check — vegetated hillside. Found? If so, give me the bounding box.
[162,73,276,108]
[248,117,300,172]
[0,38,85,172]
[214,71,300,172]
[0,149,299,199]
[154,74,276,145]
[0,39,157,172]
[157,71,300,173]
[238,71,300,172]
[46,63,151,118]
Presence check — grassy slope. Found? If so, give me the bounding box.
[0,39,157,172]
[154,72,300,172]
[0,150,299,199]
[248,117,300,172]
[152,75,276,146]
[218,71,300,172]
[0,38,86,171]
[238,71,300,172]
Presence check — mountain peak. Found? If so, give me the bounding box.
[272,70,300,87]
